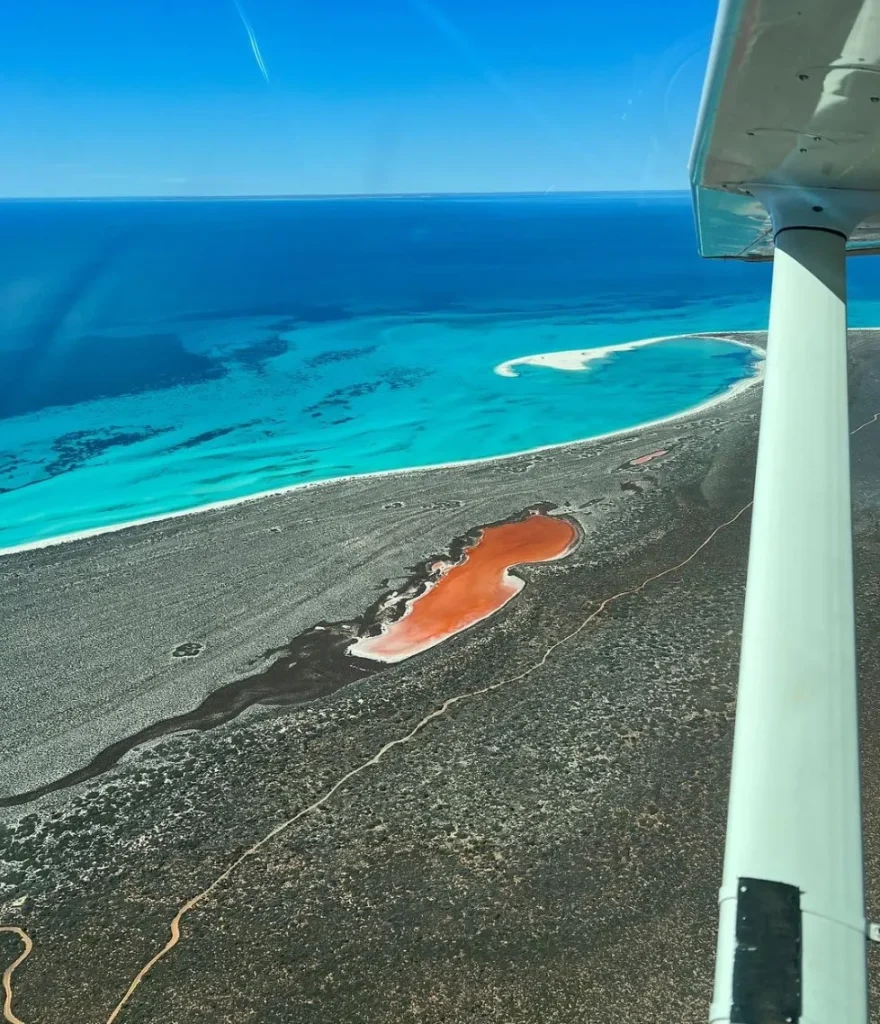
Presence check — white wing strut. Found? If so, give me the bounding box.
[709,221,866,1023]
[690,1,880,1020]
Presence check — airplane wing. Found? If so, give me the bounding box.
[692,0,880,258]
[691,1,877,1021]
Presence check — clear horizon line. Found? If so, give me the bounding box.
[0,188,691,203]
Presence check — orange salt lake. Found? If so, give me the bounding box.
[351,512,579,663]
[629,449,668,466]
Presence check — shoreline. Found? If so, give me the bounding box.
[0,332,765,558]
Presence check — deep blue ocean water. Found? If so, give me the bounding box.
[1,192,876,551]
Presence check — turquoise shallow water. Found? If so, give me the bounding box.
[4,192,877,550]
[0,312,760,548]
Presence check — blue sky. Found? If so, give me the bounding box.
[1,0,717,197]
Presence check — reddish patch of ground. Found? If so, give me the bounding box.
[351,512,578,663]
[629,449,668,466]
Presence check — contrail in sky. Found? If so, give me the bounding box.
[407,0,548,132]
[233,0,270,83]
[405,0,597,179]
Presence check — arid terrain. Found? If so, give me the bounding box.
[3,330,880,1022]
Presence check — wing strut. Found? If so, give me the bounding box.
[709,202,868,1024]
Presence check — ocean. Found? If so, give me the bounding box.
[0,192,876,552]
